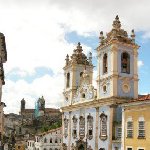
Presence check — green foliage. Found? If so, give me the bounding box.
[40,120,62,133]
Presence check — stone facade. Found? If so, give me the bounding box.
[0,32,7,147]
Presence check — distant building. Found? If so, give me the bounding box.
[121,94,150,150]
[34,127,62,150]
[0,32,7,147]
[20,96,61,128]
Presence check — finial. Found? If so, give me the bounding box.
[89,52,92,65]
[65,54,69,65]
[76,42,83,53]
[131,29,135,43]
[112,15,121,29]
[115,15,119,20]
[77,42,82,49]
[99,31,105,45]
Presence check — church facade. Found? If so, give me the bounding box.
[61,16,139,150]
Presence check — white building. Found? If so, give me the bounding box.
[61,16,139,150]
[34,127,62,150]
[27,140,35,150]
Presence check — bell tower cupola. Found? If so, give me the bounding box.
[63,42,94,106]
[97,15,139,99]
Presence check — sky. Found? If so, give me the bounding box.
[1,0,150,114]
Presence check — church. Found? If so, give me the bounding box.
[61,16,139,150]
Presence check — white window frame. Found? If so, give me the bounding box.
[126,146,133,150]
[126,117,133,138]
[137,147,145,150]
[138,117,145,138]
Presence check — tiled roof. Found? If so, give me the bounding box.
[138,94,150,101]
[36,127,62,136]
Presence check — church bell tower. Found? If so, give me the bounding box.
[63,42,93,106]
[97,16,139,99]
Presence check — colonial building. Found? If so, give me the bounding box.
[34,127,62,150]
[121,94,150,150]
[0,32,7,146]
[61,16,139,150]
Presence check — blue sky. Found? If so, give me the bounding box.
[0,0,150,114]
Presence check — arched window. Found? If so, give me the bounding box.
[50,138,52,143]
[87,114,93,140]
[44,137,47,143]
[126,117,133,138]
[121,52,130,74]
[103,53,108,74]
[100,113,107,140]
[55,138,58,143]
[66,73,70,88]
[72,115,77,139]
[79,116,85,139]
[138,117,145,138]
[82,93,85,98]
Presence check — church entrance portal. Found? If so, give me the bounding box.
[78,144,85,150]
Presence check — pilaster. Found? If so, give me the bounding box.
[68,111,72,150]
[95,107,99,150]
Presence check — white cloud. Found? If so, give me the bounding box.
[3,73,64,114]
[0,0,149,113]
[138,60,144,68]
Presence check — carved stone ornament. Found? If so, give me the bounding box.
[99,113,107,141]
[79,116,85,139]
[98,15,137,48]
[87,114,93,140]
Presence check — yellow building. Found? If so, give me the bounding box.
[121,94,150,150]
[15,142,25,150]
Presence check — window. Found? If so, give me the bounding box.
[126,148,132,150]
[103,85,107,93]
[64,116,68,138]
[126,121,133,138]
[116,126,122,139]
[66,73,70,88]
[55,138,58,143]
[138,117,145,138]
[87,114,93,140]
[100,113,107,140]
[82,93,85,98]
[50,138,52,143]
[103,53,108,74]
[79,116,85,139]
[44,138,47,143]
[121,52,130,74]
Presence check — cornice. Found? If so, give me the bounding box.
[61,97,128,112]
